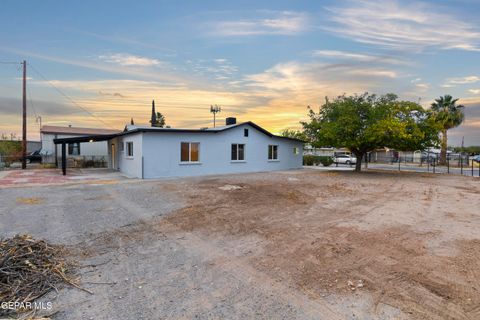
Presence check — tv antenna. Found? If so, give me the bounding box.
[210,104,221,127]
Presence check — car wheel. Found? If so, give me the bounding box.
[346,160,351,165]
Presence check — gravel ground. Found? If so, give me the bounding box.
[1,169,479,319]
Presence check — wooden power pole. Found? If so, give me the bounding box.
[22,60,27,169]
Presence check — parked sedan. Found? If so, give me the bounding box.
[333,154,357,165]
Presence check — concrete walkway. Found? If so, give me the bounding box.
[0,168,128,188]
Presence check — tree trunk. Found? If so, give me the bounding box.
[354,152,363,172]
[440,129,447,165]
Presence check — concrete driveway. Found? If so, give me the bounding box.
[0,168,127,188]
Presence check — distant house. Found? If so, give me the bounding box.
[40,125,120,164]
[53,118,304,178]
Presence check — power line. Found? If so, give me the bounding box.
[27,89,38,118]
[0,61,20,64]
[27,63,116,129]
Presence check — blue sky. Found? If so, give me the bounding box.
[1,0,480,145]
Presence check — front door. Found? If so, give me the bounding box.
[111,144,116,169]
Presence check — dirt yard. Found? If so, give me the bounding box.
[1,169,479,319]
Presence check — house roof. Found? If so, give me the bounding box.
[119,121,305,142]
[54,121,305,144]
[41,125,120,135]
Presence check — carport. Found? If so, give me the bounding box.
[53,134,117,175]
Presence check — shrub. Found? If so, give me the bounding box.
[303,155,317,166]
[303,155,334,166]
[318,156,334,167]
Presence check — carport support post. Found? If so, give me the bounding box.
[61,143,66,175]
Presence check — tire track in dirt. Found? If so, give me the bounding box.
[75,183,345,320]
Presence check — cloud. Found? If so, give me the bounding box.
[312,50,406,65]
[207,11,308,36]
[98,53,162,67]
[469,89,480,95]
[325,0,480,51]
[188,59,239,81]
[444,76,480,85]
[447,100,480,146]
[0,47,188,85]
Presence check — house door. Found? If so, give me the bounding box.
[111,144,116,169]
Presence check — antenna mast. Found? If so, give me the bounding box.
[210,105,221,128]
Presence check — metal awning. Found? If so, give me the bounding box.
[53,134,117,175]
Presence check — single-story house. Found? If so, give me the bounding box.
[40,125,120,164]
[53,118,304,178]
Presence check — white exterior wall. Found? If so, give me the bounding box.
[114,133,143,178]
[116,124,302,179]
[41,132,109,162]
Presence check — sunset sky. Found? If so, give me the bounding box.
[1,0,480,145]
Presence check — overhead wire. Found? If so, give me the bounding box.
[27,63,117,129]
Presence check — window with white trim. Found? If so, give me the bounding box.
[181,142,200,162]
[268,145,278,160]
[126,142,133,157]
[231,144,245,161]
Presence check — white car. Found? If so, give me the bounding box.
[333,154,357,165]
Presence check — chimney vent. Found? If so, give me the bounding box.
[226,117,237,125]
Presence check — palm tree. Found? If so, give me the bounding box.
[431,95,465,165]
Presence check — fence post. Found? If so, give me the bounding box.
[447,157,450,174]
[461,155,464,176]
[398,156,401,171]
[472,158,474,177]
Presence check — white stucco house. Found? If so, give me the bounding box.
[53,118,304,178]
[40,125,120,163]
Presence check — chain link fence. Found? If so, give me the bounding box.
[363,153,480,177]
[0,154,108,170]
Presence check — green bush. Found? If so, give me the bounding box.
[303,155,334,166]
[318,156,334,167]
[303,155,316,166]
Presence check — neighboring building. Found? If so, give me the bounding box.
[303,145,350,157]
[27,141,41,153]
[40,125,120,163]
[54,118,304,178]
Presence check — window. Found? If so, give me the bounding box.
[126,142,133,157]
[231,144,245,161]
[68,143,80,155]
[268,145,278,160]
[181,142,200,162]
[120,142,124,152]
[293,147,299,155]
[244,128,249,137]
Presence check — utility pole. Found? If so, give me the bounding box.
[210,105,221,128]
[22,60,27,169]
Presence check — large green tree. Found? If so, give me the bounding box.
[279,129,307,141]
[430,95,465,165]
[302,93,439,171]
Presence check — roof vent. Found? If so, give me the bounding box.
[226,117,237,125]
